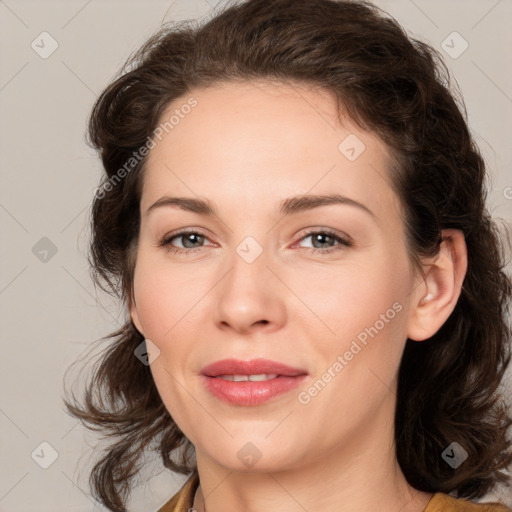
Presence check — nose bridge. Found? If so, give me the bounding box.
[213,232,284,331]
[225,233,270,294]
[234,234,266,266]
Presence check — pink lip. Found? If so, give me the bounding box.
[200,358,309,406]
[201,358,307,377]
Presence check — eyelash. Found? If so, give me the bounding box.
[158,228,353,256]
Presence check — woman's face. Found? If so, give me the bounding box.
[130,80,422,472]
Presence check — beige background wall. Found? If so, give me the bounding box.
[1,0,511,510]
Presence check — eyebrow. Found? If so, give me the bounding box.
[145,193,375,219]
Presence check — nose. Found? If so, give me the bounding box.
[213,243,286,335]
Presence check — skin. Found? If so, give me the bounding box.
[129,80,468,512]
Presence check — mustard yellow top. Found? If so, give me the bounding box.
[157,473,510,512]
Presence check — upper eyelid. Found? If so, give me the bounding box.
[166,228,213,241]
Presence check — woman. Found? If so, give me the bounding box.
[63,0,512,511]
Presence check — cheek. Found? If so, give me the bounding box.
[290,253,408,346]
[132,252,204,340]
[133,267,173,338]
[132,258,202,429]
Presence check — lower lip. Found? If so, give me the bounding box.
[201,375,308,406]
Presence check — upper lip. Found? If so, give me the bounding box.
[201,358,308,377]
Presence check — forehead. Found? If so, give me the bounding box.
[141,79,400,222]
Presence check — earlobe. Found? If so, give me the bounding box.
[129,295,145,336]
[407,229,468,342]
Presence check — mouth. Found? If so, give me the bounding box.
[200,358,309,406]
[201,358,308,378]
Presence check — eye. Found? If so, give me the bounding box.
[159,229,213,255]
[158,228,353,256]
[296,229,353,254]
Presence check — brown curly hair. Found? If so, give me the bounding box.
[62,0,512,510]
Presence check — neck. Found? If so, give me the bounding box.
[191,392,433,512]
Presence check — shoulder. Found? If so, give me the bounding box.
[157,472,199,512]
[157,484,511,512]
[426,493,511,512]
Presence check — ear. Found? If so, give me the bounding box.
[129,293,145,337]
[407,229,468,342]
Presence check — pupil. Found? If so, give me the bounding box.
[315,234,331,248]
[184,234,202,248]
